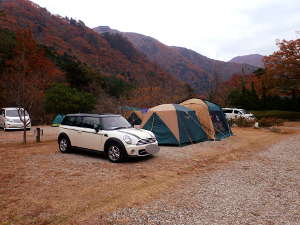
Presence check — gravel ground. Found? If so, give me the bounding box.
[0,126,58,144]
[106,134,300,225]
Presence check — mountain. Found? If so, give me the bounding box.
[229,54,264,68]
[0,0,190,105]
[94,26,258,93]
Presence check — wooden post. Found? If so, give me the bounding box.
[36,127,40,143]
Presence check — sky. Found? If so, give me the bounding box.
[32,0,300,61]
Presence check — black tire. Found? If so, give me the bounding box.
[106,142,126,163]
[58,136,71,153]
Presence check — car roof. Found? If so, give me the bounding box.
[2,107,24,110]
[65,113,121,118]
[222,108,244,110]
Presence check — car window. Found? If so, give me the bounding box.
[61,116,75,126]
[81,117,100,129]
[233,110,239,114]
[240,109,249,114]
[223,109,232,113]
[6,109,29,117]
[73,116,83,127]
[101,116,131,130]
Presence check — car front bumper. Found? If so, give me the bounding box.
[5,122,31,129]
[125,142,160,156]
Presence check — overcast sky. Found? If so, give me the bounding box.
[32,0,300,61]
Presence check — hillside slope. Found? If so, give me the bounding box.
[0,0,189,98]
[229,54,264,68]
[94,26,258,93]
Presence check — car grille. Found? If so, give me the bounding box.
[13,119,21,123]
[137,138,156,145]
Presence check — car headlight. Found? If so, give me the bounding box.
[123,135,132,144]
[5,118,13,122]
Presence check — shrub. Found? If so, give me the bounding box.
[228,117,256,127]
[44,83,96,114]
[252,111,300,120]
[258,117,284,127]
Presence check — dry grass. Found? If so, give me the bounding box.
[0,124,299,224]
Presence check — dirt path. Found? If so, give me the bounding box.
[0,126,299,225]
[105,133,300,225]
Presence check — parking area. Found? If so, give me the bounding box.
[0,126,59,145]
[0,125,299,224]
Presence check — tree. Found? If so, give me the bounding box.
[1,29,62,143]
[263,39,300,94]
[44,83,96,114]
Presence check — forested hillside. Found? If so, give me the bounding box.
[94,26,258,94]
[0,0,192,122]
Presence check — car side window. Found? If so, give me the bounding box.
[81,117,100,129]
[234,110,239,114]
[61,116,75,126]
[73,116,83,127]
[224,109,233,113]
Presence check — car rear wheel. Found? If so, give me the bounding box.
[107,143,126,163]
[59,136,71,153]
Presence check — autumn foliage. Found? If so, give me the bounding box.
[0,0,192,122]
[222,39,300,111]
[0,29,62,117]
[263,39,300,95]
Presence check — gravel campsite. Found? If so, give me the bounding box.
[0,123,299,225]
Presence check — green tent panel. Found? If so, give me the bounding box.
[174,104,208,144]
[204,101,232,140]
[127,112,142,125]
[143,113,179,145]
[52,114,65,127]
[142,104,208,146]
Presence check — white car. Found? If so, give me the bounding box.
[57,114,160,163]
[222,108,256,120]
[0,107,31,131]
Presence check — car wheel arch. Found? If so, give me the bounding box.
[58,132,71,145]
[104,138,125,153]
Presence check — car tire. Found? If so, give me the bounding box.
[107,142,126,163]
[58,136,71,153]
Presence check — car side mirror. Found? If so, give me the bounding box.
[94,124,101,133]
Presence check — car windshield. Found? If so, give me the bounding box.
[101,116,131,130]
[6,109,29,117]
[240,109,250,114]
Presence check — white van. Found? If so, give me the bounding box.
[0,107,31,131]
[222,108,255,121]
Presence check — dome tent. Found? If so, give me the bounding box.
[180,98,215,139]
[127,110,143,125]
[205,100,232,140]
[141,104,208,145]
[52,114,65,127]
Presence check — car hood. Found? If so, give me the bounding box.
[116,128,154,140]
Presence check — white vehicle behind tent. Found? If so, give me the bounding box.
[222,108,255,121]
[0,107,31,131]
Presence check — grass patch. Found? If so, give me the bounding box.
[251,110,300,120]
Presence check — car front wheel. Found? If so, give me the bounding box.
[107,143,126,163]
[59,137,71,153]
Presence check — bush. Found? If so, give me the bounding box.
[44,83,96,114]
[252,111,300,120]
[258,117,284,127]
[228,117,256,127]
